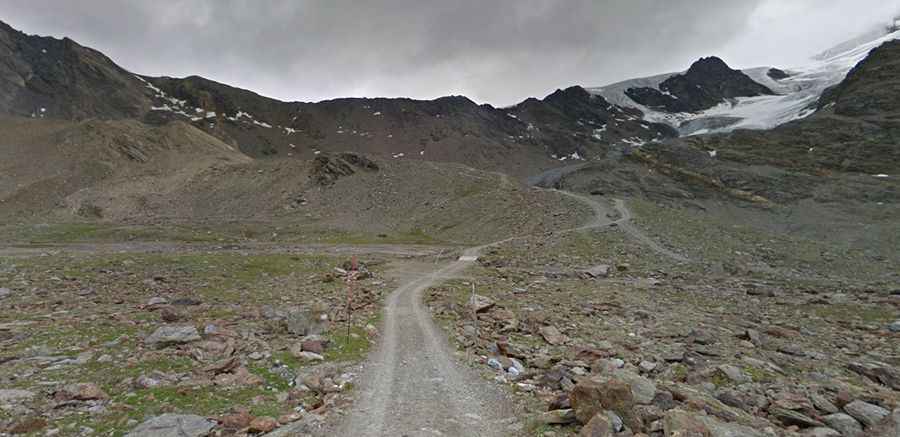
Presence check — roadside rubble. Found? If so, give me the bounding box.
[427,244,900,437]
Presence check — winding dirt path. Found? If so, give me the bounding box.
[553,190,689,262]
[330,189,686,436]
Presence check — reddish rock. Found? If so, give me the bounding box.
[249,416,278,433]
[571,379,605,424]
[278,412,302,424]
[539,325,568,345]
[219,409,253,429]
[8,417,47,434]
[570,378,640,431]
[580,413,614,437]
[214,367,264,387]
[301,339,328,354]
[663,409,711,436]
[160,307,181,322]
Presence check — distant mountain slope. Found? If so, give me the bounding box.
[817,39,900,117]
[590,29,900,135]
[0,116,249,219]
[142,75,674,169]
[0,21,150,119]
[0,20,673,174]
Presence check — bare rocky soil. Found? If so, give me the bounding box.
[426,196,900,436]
[0,245,410,436]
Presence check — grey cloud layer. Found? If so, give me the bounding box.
[0,1,894,105]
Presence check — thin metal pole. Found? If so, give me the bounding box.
[345,255,357,344]
[469,282,477,364]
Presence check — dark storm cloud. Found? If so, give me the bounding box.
[0,1,894,105]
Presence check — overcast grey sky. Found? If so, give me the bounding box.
[1,1,897,106]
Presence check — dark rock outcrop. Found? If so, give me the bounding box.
[767,68,791,80]
[310,153,379,186]
[625,57,774,113]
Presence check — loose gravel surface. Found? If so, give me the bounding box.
[334,257,521,436]
[331,191,679,436]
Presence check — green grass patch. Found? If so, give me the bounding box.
[324,327,371,362]
[812,304,896,324]
[743,365,776,383]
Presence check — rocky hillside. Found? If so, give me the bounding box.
[142,76,674,171]
[817,39,900,117]
[0,116,249,220]
[625,56,774,113]
[0,21,150,119]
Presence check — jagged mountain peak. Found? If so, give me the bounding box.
[624,56,773,114]
[684,56,731,74]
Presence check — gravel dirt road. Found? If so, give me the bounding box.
[330,190,684,436]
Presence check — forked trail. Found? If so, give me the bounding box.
[331,189,686,436]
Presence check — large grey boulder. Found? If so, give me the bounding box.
[823,413,863,437]
[611,369,657,405]
[125,414,214,437]
[844,401,889,428]
[0,389,35,403]
[145,326,201,349]
[286,310,328,336]
[580,264,611,279]
[663,409,767,436]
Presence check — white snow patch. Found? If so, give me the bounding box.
[621,137,647,147]
[708,150,717,158]
[557,152,585,162]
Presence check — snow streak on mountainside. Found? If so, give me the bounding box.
[589,29,900,136]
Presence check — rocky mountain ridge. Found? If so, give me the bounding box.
[0,19,673,173]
